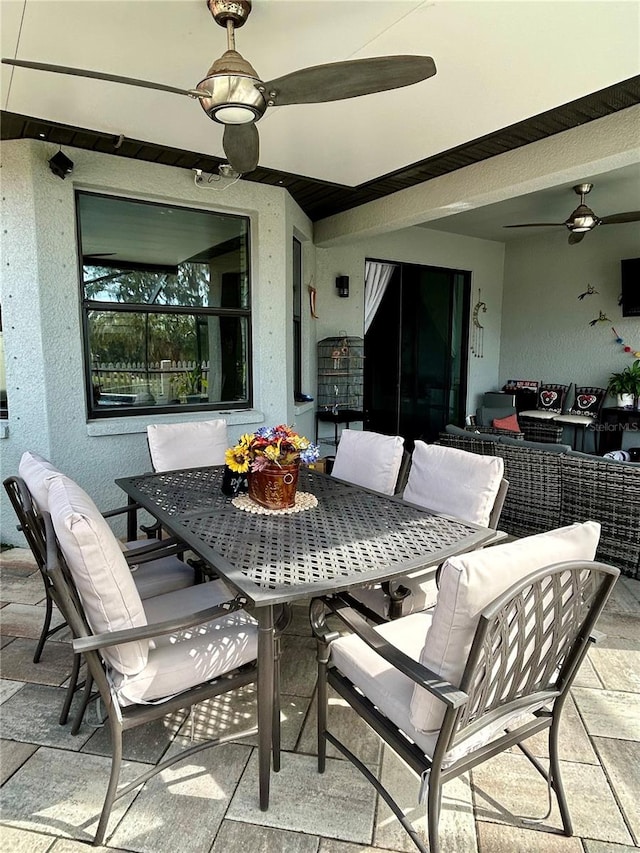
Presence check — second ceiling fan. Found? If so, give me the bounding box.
[504,182,640,244]
[2,0,437,176]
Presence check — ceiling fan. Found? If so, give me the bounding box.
[2,0,437,176]
[504,183,640,244]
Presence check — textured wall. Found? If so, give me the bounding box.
[0,140,312,544]
[500,223,640,395]
[313,226,505,443]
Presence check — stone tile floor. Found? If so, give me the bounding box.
[1,547,639,853]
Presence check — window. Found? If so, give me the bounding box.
[77,192,251,418]
[292,236,302,398]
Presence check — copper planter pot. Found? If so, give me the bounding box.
[247,462,300,510]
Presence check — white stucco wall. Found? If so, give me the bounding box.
[500,223,640,391]
[0,139,312,544]
[312,226,505,444]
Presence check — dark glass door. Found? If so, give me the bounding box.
[364,261,470,445]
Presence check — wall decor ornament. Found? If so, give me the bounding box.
[471,289,486,358]
[578,284,599,300]
[611,327,640,359]
[589,311,611,327]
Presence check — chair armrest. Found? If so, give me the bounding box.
[315,595,468,710]
[123,537,185,565]
[72,594,250,653]
[101,502,142,519]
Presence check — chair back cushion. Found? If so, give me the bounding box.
[535,383,570,414]
[566,386,606,418]
[47,474,148,676]
[18,451,63,513]
[409,520,601,733]
[331,429,405,495]
[403,442,504,527]
[147,419,229,472]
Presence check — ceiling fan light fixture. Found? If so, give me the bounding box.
[566,204,599,232]
[197,72,266,124]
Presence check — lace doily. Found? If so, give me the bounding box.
[231,491,318,515]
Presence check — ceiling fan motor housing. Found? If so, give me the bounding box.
[198,49,266,124]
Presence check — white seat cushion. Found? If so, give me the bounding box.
[147,419,229,472]
[518,410,559,420]
[47,474,149,676]
[125,542,195,599]
[113,581,257,705]
[553,414,596,425]
[331,429,404,495]
[18,450,63,513]
[403,442,504,527]
[353,573,438,620]
[409,521,601,734]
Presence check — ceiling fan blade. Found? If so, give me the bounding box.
[600,211,640,225]
[262,55,436,106]
[2,58,194,97]
[503,223,565,228]
[223,123,259,174]
[568,232,586,245]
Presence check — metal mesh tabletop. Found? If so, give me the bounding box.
[118,467,493,606]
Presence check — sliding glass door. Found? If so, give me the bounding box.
[364,261,470,444]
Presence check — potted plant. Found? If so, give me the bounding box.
[626,359,640,409]
[175,365,206,403]
[608,360,640,408]
[225,425,319,509]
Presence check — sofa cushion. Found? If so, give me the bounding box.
[47,474,148,676]
[499,435,571,453]
[331,429,405,495]
[445,424,499,443]
[476,405,517,427]
[403,441,504,527]
[408,521,601,733]
[492,413,520,433]
[18,451,62,513]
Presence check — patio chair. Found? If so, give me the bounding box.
[552,386,606,452]
[518,382,571,423]
[146,418,229,471]
[3,473,196,725]
[145,419,230,570]
[311,521,617,853]
[349,442,508,620]
[330,428,405,496]
[42,473,264,846]
[7,452,196,663]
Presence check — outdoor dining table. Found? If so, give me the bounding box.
[116,465,497,811]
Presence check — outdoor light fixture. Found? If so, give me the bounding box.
[48,150,74,179]
[336,276,349,298]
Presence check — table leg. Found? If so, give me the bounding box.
[257,606,275,811]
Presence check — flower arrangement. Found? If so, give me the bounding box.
[225,425,319,473]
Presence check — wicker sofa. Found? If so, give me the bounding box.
[439,425,640,579]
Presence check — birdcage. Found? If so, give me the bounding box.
[317,336,364,412]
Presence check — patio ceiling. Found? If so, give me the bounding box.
[1,0,639,225]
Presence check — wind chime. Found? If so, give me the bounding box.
[471,290,486,358]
